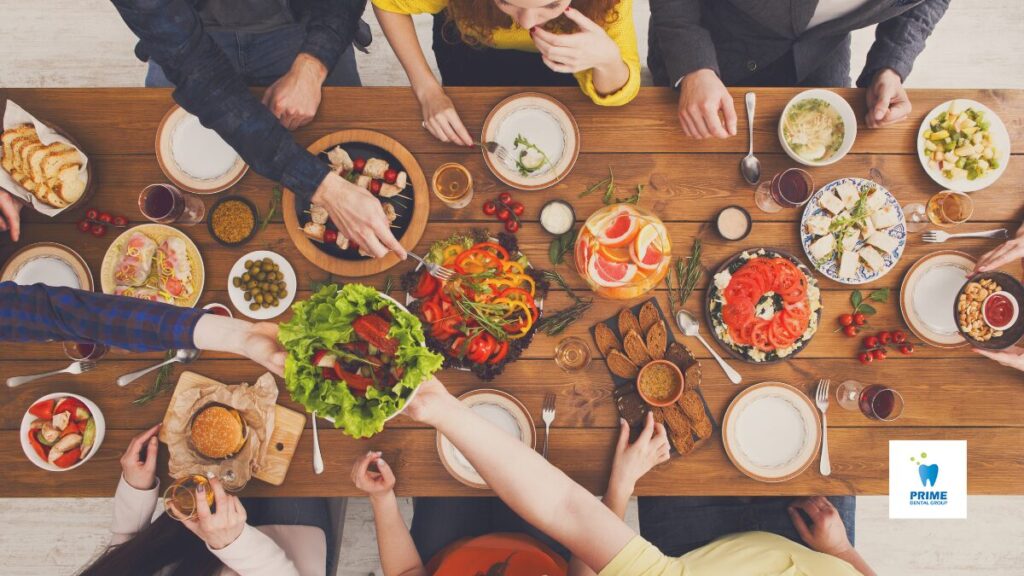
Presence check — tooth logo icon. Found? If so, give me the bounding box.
[910,453,939,487]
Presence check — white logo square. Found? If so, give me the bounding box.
[889,440,967,519]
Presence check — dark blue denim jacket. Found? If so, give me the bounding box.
[112,0,367,200]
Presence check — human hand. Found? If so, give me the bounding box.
[351,451,397,501]
[608,412,671,495]
[788,496,853,557]
[0,188,25,242]
[120,423,161,490]
[973,227,1024,274]
[179,477,247,550]
[241,322,287,377]
[865,68,911,128]
[262,53,326,130]
[677,68,737,139]
[531,8,621,75]
[312,172,406,259]
[974,346,1024,372]
[416,84,474,147]
[402,376,455,426]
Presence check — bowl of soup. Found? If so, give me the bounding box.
[779,89,857,167]
[636,360,684,407]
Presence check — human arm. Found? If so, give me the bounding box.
[352,451,428,576]
[111,425,163,545]
[973,223,1024,274]
[974,346,1024,373]
[372,3,474,146]
[0,188,24,242]
[857,0,951,127]
[788,497,876,576]
[405,378,636,572]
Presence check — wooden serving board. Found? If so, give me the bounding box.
[158,371,305,487]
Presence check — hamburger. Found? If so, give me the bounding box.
[189,404,247,460]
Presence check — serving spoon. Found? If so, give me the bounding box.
[312,410,324,475]
[116,349,200,387]
[675,310,742,385]
[740,92,761,185]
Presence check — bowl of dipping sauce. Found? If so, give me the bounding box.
[983,291,1018,331]
[716,206,752,241]
[540,200,575,235]
[208,195,258,247]
[202,302,233,318]
[636,360,684,407]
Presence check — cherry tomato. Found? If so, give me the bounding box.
[90,223,107,238]
[863,335,879,349]
[899,343,915,355]
[853,312,866,326]
[838,313,853,327]
[497,208,511,222]
[324,230,338,244]
[77,219,92,233]
[872,348,887,361]
[843,325,858,337]
[353,157,366,172]
[892,330,907,344]
[510,201,525,216]
[482,201,497,216]
[383,168,398,184]
[98,212,113,224]
[858,352,873,365]
[112,215,128,227]
[878,331,892,345]
[85,208,98,221]
[504,219,520,233]
[370,180,382,195]
[498,192,512,205]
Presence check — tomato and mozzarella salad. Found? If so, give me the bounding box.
[708,250,822,362]
[25,396,98,469]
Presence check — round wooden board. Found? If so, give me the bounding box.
[283,129,429,277]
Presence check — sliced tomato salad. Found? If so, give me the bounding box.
[719,257,813,353]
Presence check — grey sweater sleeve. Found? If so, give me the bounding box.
[649,0,720,84]
[857,0,952,87]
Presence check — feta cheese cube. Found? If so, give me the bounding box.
[805,215,832,236]
[866,230,898,253]
[818,191,845,215]
[859,246,885,272]
[839,251,859,278]
[870,205,900,229]
[836,182,860,210]
[809,234,835,261]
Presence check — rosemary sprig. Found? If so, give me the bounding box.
[259,186,282,232]
[535,270,593,336]
[666,239,703,314]
[382,275,394,294]
[133,349,176,406]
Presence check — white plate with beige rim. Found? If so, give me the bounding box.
[437,389,536,489]
[156,105,248,194]
[722,381,820,483]
[900,251,974,348]
[0,242,93,290]
[480,92,579,191]
[100,223,205,307]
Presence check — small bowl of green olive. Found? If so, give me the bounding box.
[227,250,297,320]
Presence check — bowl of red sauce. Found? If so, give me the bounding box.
[202,303,233,318]
[983,291,1018,331]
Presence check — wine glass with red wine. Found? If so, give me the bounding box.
[754,168,814,213]
[836,380,904,421]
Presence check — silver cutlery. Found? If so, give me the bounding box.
[116,349,199,387]
[541,393,556,459]
[740,92,761,185]
[815,379,831,476]
[312,410,324,475]
[675,310,742,385]
[478,140,513,164]
[407,251,455,281]
[6,360,97,388]
[921,228,1007,243]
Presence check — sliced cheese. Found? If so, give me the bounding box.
[839,251,859,278]
[859,246,886,272]
[818,190,845,215]
[841,232,859,252]
[866,230,898,253]
[865,187,887,212]
[870,205,900,230]
[836,182,860,210]
[805,214,831,236]
[809,234,835,261]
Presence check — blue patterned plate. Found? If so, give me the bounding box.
[799,177,907,285]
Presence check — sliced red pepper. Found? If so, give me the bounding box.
[488,341,510,365]
[476,242,510,261]
[411,272,440,299]
[454,247,501,272]
[26,429,47,460]
[54,398,86,420]
[353,313,399,355]
[312,350,330,367]
[334,363,374,393]
[449,336,467,358]
[52,448,81,468]
[28,400,55,420]
[60,420,81,438]
[431,315,460,341]
[421,300,442,324]
[466,332,496,365]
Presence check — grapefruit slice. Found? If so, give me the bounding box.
[630,241,664,271]
[587,253,637,288]
[596,209,639,248]
[632,224,667,266]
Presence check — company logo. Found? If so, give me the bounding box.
[889,441,966,519]
[912,453,939,487]
[907,452,946,506]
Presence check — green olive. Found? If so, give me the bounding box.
[262,257,273,267]
[244,260,253,268]
[232,277,242,287]
[270,297,279,306]
[249,303,260,311]
[254,293,264,303]
[241,273,251,282]
[243,292,252,302]
[262,300,272,308]
[278,289,288,299]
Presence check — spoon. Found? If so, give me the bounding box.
[312,410,324,475]
[740,92,761,185]
[675,310,742,385]
[116,349,200,387]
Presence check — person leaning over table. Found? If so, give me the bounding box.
[373,0,641,147]
[396,376,877,575]
[648,0,951,140]
[0,188,24,242]
[0,281,286,376]
[971,221,1024,373]
[77,424,334,576]
[110,0,405,259]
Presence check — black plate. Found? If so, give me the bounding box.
[296,142,415,260]
[704,248,823,364]
[953,271,1024,350]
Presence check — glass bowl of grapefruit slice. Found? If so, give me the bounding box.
[575,204,671,300]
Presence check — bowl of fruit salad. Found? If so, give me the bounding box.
[575,204,672,300]
[20,393,105,472]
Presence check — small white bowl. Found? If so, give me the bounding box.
[202,302,233,318]
[20,393,106,472]
[982,291,1019,331]
[778,89,857,167]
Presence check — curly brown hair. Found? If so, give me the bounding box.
[445,0,622,46]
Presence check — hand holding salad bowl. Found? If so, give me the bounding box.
[278,283,444,438]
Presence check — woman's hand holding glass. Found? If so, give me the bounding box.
[178,477,247,551]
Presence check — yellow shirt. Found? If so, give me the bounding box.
[372,0,640,106]
[599,532,865,576]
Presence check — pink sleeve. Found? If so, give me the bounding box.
[110,475,160,546]
[209,525,301,576]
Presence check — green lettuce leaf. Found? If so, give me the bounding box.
[279,283,443,438]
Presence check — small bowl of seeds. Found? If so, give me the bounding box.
[227,250,297,320]
[208,195,258,247]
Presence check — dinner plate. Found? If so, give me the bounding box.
[227,250,297,320]
[953,271,1024,350]
[916,99,1010,193]
[437,389,536,489]
[481,92,580,191]
[0,242,92,290]
[156,105,248,194]
[799,177,907,285]
[900,251,973,348]
[722,381,820,483]
[100,223,205,307]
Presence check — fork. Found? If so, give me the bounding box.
[407,251,455,281]
[541,393,556,459]
[7,361,98,388]
[921,228,1008,243]
[815,379,831,476]
[479,141,514,166]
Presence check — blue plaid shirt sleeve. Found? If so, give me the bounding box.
[0,282,205,352]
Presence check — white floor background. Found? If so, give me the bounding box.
[1,1,1023,575]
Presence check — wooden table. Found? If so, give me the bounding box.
[2,87,1023,498]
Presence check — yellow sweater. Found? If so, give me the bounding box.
[372,0,640,106]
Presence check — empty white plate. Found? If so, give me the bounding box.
[156,105,248,194]
[900,251,973,348]
[0,242,92,290]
